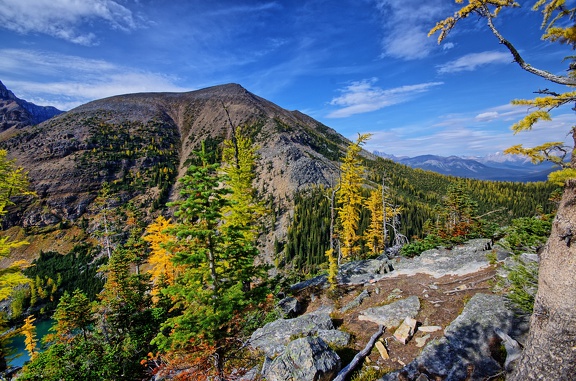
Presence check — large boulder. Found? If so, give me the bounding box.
[277,296,304,318]
[263,336,341,381]
[358,296,421,328]
[391,239,493,278]
[379,293,529,381]
[250,312,349,357]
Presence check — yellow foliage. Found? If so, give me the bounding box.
[325,248,338,290]
[21,315,37,360]
[144,216,181,300]
[0,150,32,302]
[364,186,385,256]
[504,142,568,166]
[429,1,519,43]
[510,110,552,133]
[337,133,371,259]
[548,168,576,185]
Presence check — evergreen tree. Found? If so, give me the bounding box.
[438,182,478,239]
[96,245,156,378]
[52,290,94,342]
[153,144,268,377]
[221,127,266,243]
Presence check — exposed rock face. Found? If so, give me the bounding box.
[0,80,61,130]
[379,293,529,381]
[249,312,348,357]
[391,239,493,278]
[277,296,304,318]
[359,296,420,328]
[263,337,341,381]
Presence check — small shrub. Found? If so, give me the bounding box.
[350,365,391,381]
[501,256,539,313]
[400,235,446,257]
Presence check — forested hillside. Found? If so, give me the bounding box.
[283,156,557,276]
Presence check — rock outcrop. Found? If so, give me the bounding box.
[379,293,529,381]
[263,337,341,381]
[359,296,421,328]
[249,311,349,358]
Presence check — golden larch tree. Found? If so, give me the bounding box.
[337,133,371,259]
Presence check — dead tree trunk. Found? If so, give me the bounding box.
[333,325,384,381]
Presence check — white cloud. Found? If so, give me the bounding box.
[373,0,450,60]
[437,51,511,74]
[364,103,573,157]
[475,111,499,121]
[0,49,187,110]
[0,0,137,45]
[327,78,443,118]
[442,42,455,50]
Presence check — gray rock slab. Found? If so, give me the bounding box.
[340,289,370,313]
[277,296,303,318]
[290,274,327,292]
[379,293,529,381]
[359,295,420,328]
[264,336,341,381]
[337,239,496,286]
[316,329,351,348]
[390,239,493,278]
[249,312,334,357]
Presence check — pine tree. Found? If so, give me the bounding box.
[52,290,94,342]
[153,144,268,377]
[97,245,155,378]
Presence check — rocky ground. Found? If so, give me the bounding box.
[247,239,529,381]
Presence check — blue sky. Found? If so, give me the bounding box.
[0,0,573,157]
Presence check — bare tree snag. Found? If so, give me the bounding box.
[333,324,385,381]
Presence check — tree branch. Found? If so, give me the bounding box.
[481,5,576,86]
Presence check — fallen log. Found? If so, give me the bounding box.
[333,324,385,381]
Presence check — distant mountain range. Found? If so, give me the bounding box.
[374,151,555,182]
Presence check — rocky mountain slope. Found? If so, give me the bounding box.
[0,80,62,131]
[0,83,348,256]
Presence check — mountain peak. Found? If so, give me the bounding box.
[0,80,17,101]
[0,80,62,131]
